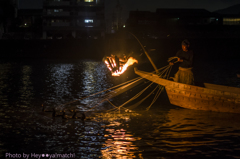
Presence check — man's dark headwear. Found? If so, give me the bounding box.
[182,39,190,46]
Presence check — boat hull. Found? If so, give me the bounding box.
[135,68,240,113]
[204,83,240,94]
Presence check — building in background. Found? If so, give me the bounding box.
[109,0,123,34]
[126,10,158,38]
[156,9,220,26]
[0,0,18,38]
[16,9,42,39]
[222,15,240,25]
[42,0,105,39]
[214,4,240,26]
[126,8,223,38]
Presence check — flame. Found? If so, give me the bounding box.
[105,56,138,76]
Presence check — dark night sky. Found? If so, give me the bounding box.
[19,0,240,22]
[19,0,240,11]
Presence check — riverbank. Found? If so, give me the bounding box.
[0,36,240,61]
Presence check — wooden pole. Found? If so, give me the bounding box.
[130,32,159,74]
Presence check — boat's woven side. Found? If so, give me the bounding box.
[135,68,240,113]
[166,84,240,113]
[204,83,240,94]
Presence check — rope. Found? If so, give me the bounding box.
[126,84,159,110]
[96,64,173,112]
[145,64,173,111]
[157,65,171,77]
[58,62,172,109]
[105,64,173,111]
[55,61,175,113]
[56,76,143,108]
[105,100,130,112]
[146,86,164,111]
[104,82,154,110]
[168,56,178,62]
[83,77,145,112]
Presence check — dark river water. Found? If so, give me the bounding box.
[1,58,240,159]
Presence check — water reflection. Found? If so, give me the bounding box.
[1,59,240,159]
[0,63,11,107]
[134,107,240,158]
[0,60,114,158]
[19,65,34,107]
[82,61,112,95]
[42,61,111,108]
[46,63,74,104]
[93,112,142,158]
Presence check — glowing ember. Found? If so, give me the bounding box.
[104,55,138,76]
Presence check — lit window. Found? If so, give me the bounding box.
[54,9,63,12]
[84,0,94,2]
[223,18,240,25]
[85,19,93,23]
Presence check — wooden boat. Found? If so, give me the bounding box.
[204,83,240,94]
[134,68,240,113]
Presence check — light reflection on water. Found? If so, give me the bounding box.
[82,61,112,95]
[0,63,15,108]
[127,108,240,158]
[46,63,74,104]
[0,59,240,158]
[41,60,112,106]
[94,112,142,158]
[19,65,34,107]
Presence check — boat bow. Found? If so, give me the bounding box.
[134,67,173,87]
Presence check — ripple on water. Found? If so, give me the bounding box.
[1,59,240,158]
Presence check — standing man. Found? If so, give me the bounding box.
[169,39,194,85]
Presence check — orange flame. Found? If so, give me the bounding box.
[105,56,138,76]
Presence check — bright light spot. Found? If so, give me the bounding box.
[123,25,125,28]
[24,23,27,26]
[84,0,94,2]
[105,56,138,76]
[85,19,93,23]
